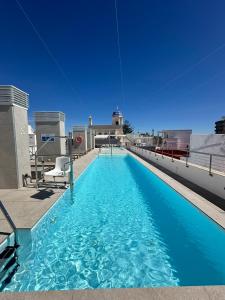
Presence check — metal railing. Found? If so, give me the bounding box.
[129,146,225,176]
[0,201,18,245]
[186,150,225,175]
[34,133,74,189]
[98,146,126,156]
[33,154,71,188]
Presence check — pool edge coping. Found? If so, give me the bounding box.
[1,285,225,299]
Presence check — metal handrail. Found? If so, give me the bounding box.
[130,146,225,176]
[188,150,225,158]
[153,147,225,159]
[0,201,18,245]
[33,153,70,158]
[0,201,16,231]
[139,146,225,159]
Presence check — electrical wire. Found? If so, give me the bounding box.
[15,0,78,96]
[156,41,225,93]
[114,0,125,106]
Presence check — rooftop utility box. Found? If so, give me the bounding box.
[34,111,66,161]
[0,85,31,188]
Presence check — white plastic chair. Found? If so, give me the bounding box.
[44,156,70,180]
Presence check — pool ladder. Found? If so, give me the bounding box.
[0,201,19,291]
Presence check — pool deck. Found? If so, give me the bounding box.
[0,149,98,242]
[2,286,225,299]
[1,149,225,299]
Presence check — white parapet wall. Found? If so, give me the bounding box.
[129,146,225,200]
[184,134,225,173]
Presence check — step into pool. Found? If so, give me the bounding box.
[3,154,225,291]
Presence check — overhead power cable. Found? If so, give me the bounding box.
[15,0,77,96]
[157,41,225,93]
[114,0,125,106]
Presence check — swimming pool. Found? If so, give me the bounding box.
[4,154,225,291]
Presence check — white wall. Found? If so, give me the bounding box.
[162,130,192,150]
[190,134,225,154]
[130,146,225,200]
[187,134,225,173]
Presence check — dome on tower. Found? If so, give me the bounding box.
[112,110,123,117]
[112,108,124,126]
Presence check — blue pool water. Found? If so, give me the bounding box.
[4,154,225,291]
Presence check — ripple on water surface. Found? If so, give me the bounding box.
[5,156,181,291]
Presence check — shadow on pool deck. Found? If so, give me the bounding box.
[30,189,56,200]
[130,150,225,212]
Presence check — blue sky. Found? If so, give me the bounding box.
[1,0,225,133]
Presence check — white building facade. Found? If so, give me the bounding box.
[88,110,126,146]
[161,129,192,150]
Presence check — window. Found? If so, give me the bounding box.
[116,121,119,125]
[41,134,55,142]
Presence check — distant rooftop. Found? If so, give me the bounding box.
[161,129,192,132]
[90,124,122,129]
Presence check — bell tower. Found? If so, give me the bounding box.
[112,108,123,126]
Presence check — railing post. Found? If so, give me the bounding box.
[209,154,213,176]
[68,132,74,188]
[172,149,174,162]
[41,158,45,180]
[35,153,38,189]
[185,153,189,167]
